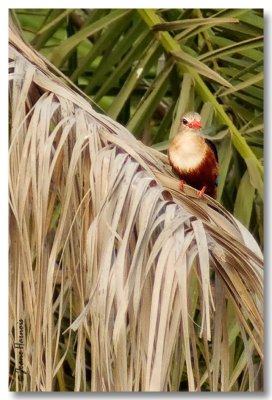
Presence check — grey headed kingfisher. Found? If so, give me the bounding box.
[168,111,219,198]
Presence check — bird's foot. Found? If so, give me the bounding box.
[197,186,207,198]
[179,180,186,191]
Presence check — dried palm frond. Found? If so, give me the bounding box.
[9,22,263,392]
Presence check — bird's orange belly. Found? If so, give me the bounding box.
[171,151,218,198]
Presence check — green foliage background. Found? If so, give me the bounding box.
[13,8,264,246]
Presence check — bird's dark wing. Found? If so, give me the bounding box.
[205,139,218,162]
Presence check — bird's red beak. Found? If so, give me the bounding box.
[188,120,202,129]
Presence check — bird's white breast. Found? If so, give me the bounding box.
[169,133,206,171]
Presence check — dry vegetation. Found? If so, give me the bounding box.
[9,17,263,391]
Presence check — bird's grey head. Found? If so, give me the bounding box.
[180,111,202,130]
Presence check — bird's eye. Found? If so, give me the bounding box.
[182,118,188,125]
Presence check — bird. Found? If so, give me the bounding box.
[168,111,219,198]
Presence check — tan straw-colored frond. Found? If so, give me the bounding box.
[9,23,263,392]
